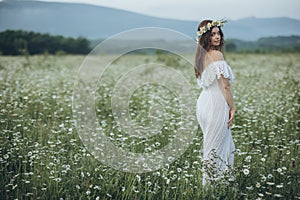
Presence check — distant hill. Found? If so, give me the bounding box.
[1,0,300,41]
[223,17,300,41]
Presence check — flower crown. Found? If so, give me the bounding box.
[196,19,227,43]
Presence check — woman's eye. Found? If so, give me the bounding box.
[212,32,219,36]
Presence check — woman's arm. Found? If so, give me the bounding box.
[209,50,235,128]
[219,76,235,128]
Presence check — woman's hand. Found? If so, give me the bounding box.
[228,108,235,129]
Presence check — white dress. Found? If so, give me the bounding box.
[196,60,235,185]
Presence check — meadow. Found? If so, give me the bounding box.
[0,52,299,199]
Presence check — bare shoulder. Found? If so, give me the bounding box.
[208,50,224,61]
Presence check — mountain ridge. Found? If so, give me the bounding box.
[1,0,300,41]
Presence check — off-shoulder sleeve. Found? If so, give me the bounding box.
[197,61,234,88]
[214,61,234,81]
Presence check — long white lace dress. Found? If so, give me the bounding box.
[196,60,235,185]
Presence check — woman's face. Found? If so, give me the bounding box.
[210,27,221,47]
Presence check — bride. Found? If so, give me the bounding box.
[194,19,235,185]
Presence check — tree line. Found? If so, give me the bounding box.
[0,30,91,55]
[225,36,300,53]
[1,30,299,55]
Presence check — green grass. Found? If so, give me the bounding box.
[0,53,299,199]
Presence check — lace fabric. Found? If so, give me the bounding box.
[197,60,234,88]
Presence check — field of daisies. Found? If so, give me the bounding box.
[0,52,299,199]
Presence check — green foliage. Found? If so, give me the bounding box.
[0,30,91,55]
[227,35,300,53]
[225,41,237,52]
[155,50,189,69]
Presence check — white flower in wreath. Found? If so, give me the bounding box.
[212,21,218,26]
[207,23,212,30]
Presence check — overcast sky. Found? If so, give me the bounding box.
[7,0,300,21]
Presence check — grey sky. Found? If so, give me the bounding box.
[8,0,300,20]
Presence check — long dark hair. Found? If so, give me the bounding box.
[194,20,225,78]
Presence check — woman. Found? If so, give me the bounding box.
[194,19,235,185]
